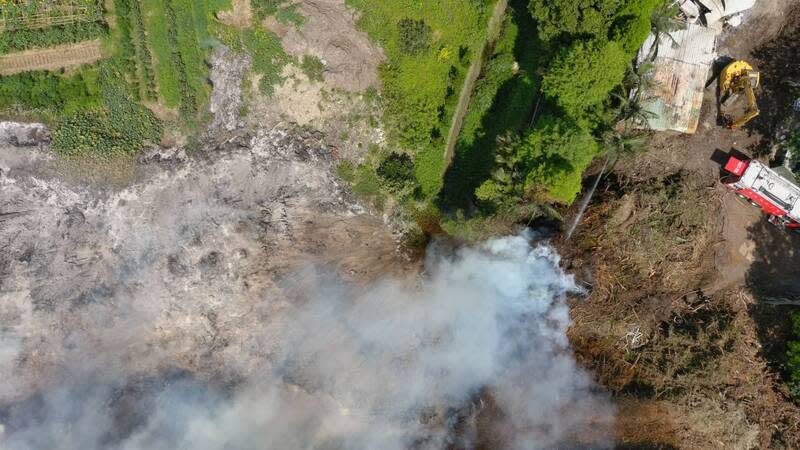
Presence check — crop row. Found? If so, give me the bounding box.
[114,0,157,100]
[1,0,104,31]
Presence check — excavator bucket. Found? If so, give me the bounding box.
[719,60,760,129]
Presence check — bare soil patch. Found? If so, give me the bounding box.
[217,0,252,28]
[0,40,102,75]
[278,0,384,92]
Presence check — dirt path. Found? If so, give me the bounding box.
[441,0,508,172]
[0,40,103,75]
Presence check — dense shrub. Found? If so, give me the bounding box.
[397,18,432,55]
[242,27,289,96]
[541,39,628,118]
[787,312,800,399]
[52,105,161,157]
[0,70,101,113]
[52,64,162,157]
[377,152,416,190]
[251,0,282,20]
[0,21,107,53]
[477,116,599,204]
[528,0,627,41]
[300,55,325,82]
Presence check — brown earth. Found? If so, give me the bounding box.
[217,0,252,28]
[276,0,385,92]
[0,40,102,75]
[561,1,800,448]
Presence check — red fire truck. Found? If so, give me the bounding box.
[723,156,800,229]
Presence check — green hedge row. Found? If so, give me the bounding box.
[0,21,107,54]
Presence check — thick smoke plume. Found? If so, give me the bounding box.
[0,132,613,449]
[1,235,613,449]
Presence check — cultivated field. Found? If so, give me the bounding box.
[0,39,101,74]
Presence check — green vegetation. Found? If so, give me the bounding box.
[541,39,628,119]
[0,0,107,53]
[477,116,599,204]
[441,3,540,210]
[397,18,432,55]
[0,0,238,158]
[0,69,101,114]
[251,0,306,28]
[300,54,324,82]
[241,26,289,96]
[346,0,497,197]
[52,64,162,157]
[788,312,800,399]
[0,21,107,53]
[275,4,306,29]
[436,0,663,236]
[336,0,664,237]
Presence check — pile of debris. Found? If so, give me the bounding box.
[637,0,758,133]
[678,0,757,31]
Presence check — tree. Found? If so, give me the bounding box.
[541,39,629,118]
[477,116,600,205]
[528,0,627,41]
[611,0,661,54]
[475,132,527,205]
[646,1,687,60]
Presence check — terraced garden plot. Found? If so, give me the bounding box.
[136,0,218,117]
[0,0,104,32]
[0,39,102,74]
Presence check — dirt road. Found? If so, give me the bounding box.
[0,40,103,75]
[442,0,509,171]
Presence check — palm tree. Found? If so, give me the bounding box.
[490,132,526,198]
[647,1,687,61]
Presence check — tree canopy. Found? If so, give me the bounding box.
[528,0,627,41]
[477,116,599,204]
[541,39,629,118]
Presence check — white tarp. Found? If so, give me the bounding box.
[698,0,757,28]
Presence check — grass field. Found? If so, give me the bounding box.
[346,0,497,198]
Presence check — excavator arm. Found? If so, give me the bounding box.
[719,61,761,130]
[728,78,760,129]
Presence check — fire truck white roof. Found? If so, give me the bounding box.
[741,160,800,220]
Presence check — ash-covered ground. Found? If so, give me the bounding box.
[0,134,612,448]
[0,45,613,449]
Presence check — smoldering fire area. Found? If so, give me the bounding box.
[0,130,612,449]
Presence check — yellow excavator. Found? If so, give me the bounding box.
[719,60,760,129]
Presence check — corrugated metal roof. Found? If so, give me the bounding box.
[700,0,757,27]
[637,24,717,133]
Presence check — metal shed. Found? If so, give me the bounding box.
[638,24,718,134]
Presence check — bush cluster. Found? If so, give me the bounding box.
[397,18,432,55]
[0,70,101,113]
[377,152,416,190]
[0,21,107,53]
[787,312,800,399]
[52,64,162,157]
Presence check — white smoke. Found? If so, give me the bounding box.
[0,233,613,450]
[1,133,613,449]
